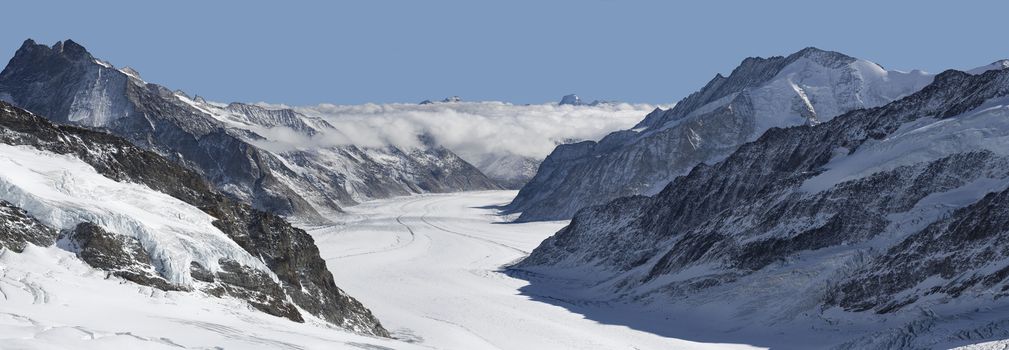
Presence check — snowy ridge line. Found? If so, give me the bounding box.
[800,95,1009,193]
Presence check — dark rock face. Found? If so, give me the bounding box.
[204,203,388,335]
[515,68,1009,347]
[0,200,57,252]
[831,185,1009,313]
[0,101,388,336]
[212,259,303,322]
[507,48,932,222]
[65,222,306,323]
[643,151,1009,280]
[64,222,183,292]
[189,261,215,283]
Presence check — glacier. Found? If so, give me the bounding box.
[0,245,421,350]
[0,143,270,286]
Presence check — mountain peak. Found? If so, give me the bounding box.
[19,38,37,50]
[559,94,582,105]
[11,38,48,57]
[1,39,97,85]
[9,38,94,65]
[795,46,829,55]
[51,39,92,61]
[933,69,971,85]
[788,46,856,67]
[120,66,142,80]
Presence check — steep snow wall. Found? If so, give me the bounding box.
[0,143,271,285]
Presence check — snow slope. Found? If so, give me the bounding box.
[0,144,266,286]
[0,245,422,350]
[305,191,760,350]
[802,96,1009,193]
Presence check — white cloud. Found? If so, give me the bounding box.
[258,101,663,164]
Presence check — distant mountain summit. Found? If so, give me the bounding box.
[558,94,616,106]
[559,94,583,105]
[420,95,463,104]
[508,47,934,221]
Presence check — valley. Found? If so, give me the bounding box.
[2,3,1008,346]
[308,191,756,350]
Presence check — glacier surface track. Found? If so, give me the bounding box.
[307,191,761,350]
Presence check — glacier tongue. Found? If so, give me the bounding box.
[0,144,270,286]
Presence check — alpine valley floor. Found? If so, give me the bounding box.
[307,191,760,350]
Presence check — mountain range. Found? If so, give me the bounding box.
[512,51,1009,348]
[0,39,499,222]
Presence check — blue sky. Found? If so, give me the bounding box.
[1,1,1005,105]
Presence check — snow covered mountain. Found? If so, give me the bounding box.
[0,101,387,335]
[473,153,542,189]
[513,64,1009,348]
[507,47,935,221]
[559,94,584,105]
[0,39,498,220]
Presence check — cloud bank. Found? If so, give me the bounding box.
[256,101,663,163]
